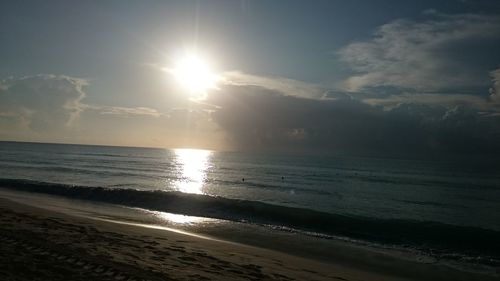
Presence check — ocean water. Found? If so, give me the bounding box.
[1,141,500,273]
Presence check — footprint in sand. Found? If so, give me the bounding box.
[0,234,157,281]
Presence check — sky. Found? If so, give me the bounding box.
[1,0,500,157]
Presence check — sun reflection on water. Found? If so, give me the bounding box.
[174,148,212,194]
[154,211,208,224]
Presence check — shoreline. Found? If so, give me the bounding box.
[0,196,401,281]
[0,190,498,280]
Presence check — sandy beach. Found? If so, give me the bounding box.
[0,197,413,281]
[1,193,499,281]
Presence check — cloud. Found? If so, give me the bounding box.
[93,106,163,117]
[2,62,499,155]
[222,71,328,99]
[362,92,490,110]
[205,82,500,156]
[0,74,226,148]
[202,64,500,155]
[338,13,500,92]
[0,75,87,134]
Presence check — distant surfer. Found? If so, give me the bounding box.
[242,178,245,182]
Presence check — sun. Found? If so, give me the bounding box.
[171,53,218,94]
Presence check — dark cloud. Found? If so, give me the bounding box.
[207,84,500,157]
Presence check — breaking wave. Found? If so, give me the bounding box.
[1,177,499,266]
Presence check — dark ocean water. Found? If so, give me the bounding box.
[1,141,499,272]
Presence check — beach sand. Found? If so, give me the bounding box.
[0,196,497,281]
[0,197,412,281]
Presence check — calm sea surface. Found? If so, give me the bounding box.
[1,141,498,229]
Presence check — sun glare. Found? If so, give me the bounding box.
[172,53,218,94]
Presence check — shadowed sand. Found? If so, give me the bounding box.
[0,197,498,281]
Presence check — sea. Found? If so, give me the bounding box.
[0,141,499,276]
